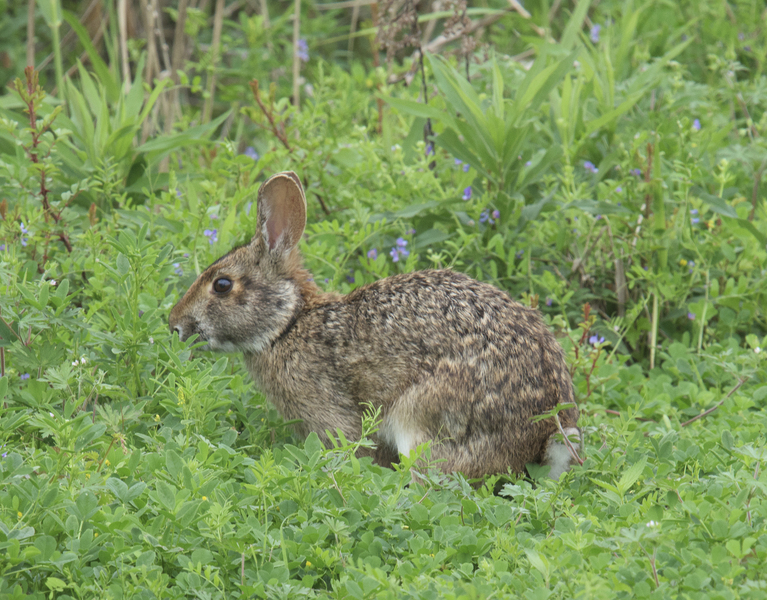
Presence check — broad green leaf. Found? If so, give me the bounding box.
[618,456,647,493]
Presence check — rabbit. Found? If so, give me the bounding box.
[169,171,582,480]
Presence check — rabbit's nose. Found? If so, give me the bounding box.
[172,324,183,338]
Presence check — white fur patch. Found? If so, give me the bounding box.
[545,427,581,480]
[379,413,422,458]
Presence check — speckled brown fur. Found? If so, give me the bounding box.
[169,172,581,480]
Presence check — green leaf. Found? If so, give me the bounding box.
[62,11,118,100]
[117,253,130,277]
[618,456,647,493]
[560,0,593,50]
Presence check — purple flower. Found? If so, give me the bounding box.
[462,164,470,173]
[244,146,259,160]
[0,244,5,251]
[515,250,524,259]
[688,261,694,267]
[173,262,183,276]
[692,118,701,131]
[21,238,28,247]
[20,222,28,235]
[390,238,410,262]
[525,161,532,167]
[462,187,472,201]
[176,189,182,198]
[203,229,218,244]
[425,143,434,157]
[589,335,605,346]
[454,158,462,165]
[584,161,599,174]
[246,202,252,215]
[296,39,309,62]
[492,210,500,220]
[590,24,601,43]
[346,274,355,284]
[209,214,218,220]
[20,373,30,380]
[616,186,622,193]
[690,209,698,215]
[546,297,553,306]
[691,218,700,224]
[408,228,416,235]
[367,248,378,260]
[687,312,696,320]
[596,214,603,220]
[631,168,642,177]
[480,209,493,224]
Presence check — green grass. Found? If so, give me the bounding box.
[1,0,766,598]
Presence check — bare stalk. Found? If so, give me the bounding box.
[202,0,225,123]
[292,0,302,108]
[27,0,35,67]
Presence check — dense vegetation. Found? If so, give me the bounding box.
[1,0,766,597]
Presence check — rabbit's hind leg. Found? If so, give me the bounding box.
[543,427,582,480]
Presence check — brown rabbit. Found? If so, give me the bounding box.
[169,171,582,479]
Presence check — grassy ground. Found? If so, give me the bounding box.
[1,0,766,598]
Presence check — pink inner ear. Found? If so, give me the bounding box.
[266,212,286,250]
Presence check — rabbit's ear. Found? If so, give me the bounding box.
[254,171,307,252]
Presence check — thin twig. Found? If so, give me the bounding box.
[680,378,747,427]
[202,0,225,123]
[553,413,583,466]
[248,80,294,152]
[292,0,301,108]
[26,0,35,67]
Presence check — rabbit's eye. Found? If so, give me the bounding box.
[213,278,233,294]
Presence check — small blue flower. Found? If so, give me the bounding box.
[525,161,532,167]
[690,209,699,215]
[546,297,553,306]
[204,229,218,244]
[596,214,603,220]
[691,218,700,224]
[479,209,492,224]
[738,32,745,41]
[687,312,696,320]
[454,158,462,165]
[21,238,28,247]
[584,161,599,174]
[589,335,605,346]
[20,222,28,234]
[173,262,183,276]
[631,168,642,177]
[590,24,601,43]
[692,118,701,131]
[462,186,472,201]
[246,202,252,215]
[367,248,378,260]
[616,186,622,193]
[492,210,500,220]
[296,39,309,62]
[244,146,259,160]
[390,238,410,263]
[462,163,470,172]
[515,250,524,259]
[425,143,434,157]
[0,244,5,251]
[347,274,355,284]
[408,228,416,235]
[20,373,30,380]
